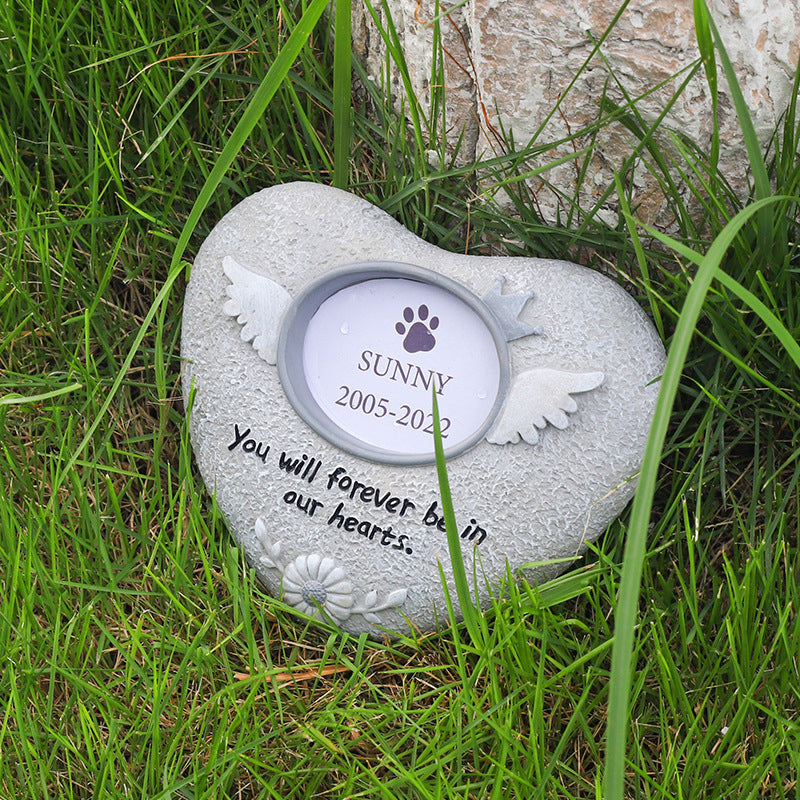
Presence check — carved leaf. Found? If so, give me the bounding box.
[487,368,604,446]
[383,588,408,607]
[362,612,382,625]
[254,518,283,570]
[222,256,292,364]
[363,589,378,609]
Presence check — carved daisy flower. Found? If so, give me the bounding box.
[282,554,354,623]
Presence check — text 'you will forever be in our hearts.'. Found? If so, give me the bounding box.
[228,422,490,554]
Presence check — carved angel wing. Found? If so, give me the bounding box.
[222,256,292,364]
[486,368,604,445]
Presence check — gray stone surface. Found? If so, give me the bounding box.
[181,182,665,636]
[353,0,799,228]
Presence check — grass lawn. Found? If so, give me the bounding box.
[1,0,798,798]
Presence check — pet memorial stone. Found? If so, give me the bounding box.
[181,182,665,636]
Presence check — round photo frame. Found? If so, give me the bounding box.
[277,262,511,465]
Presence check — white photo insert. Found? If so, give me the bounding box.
[301,278,502,458]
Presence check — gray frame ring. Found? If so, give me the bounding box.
[277,261,510,465]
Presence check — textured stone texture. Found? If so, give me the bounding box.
[353,0,799,226]
[182,182,665,636]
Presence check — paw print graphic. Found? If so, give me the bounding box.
[395,304,439,353]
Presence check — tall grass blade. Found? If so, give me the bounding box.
[700,0,775,259]
[361,0,428,151]
[0,382,82,407]
[604,195,794,800]
[636,203,800,374]
[431,389,482,645]
[692,0,719,176]
[332,0,352,189]
[713,270,800,372]
[779,54,800,183]
[0,382,83,406]
[703,11,770,202]
[51,0,331,497]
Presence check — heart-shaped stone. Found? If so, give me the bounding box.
[181,182,665,636]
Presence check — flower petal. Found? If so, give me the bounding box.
[283,559,305,591]
[283,588,303,606]
[322,566,348,588]
[306,553,322,581]
[324,602,352,622]
[324,581,353,602]
[317,557,338,582]
[325,589,354,609]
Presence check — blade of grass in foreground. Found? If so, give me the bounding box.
[701,0,775,260]
[604,194,796,800]
[0,382,82,407]
[432,389,482,645]
[332,0,352,189]
[51,0,331,499]
[640,213,800,374]
[692,0,719,178]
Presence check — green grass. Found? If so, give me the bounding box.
[1,0,799,798]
